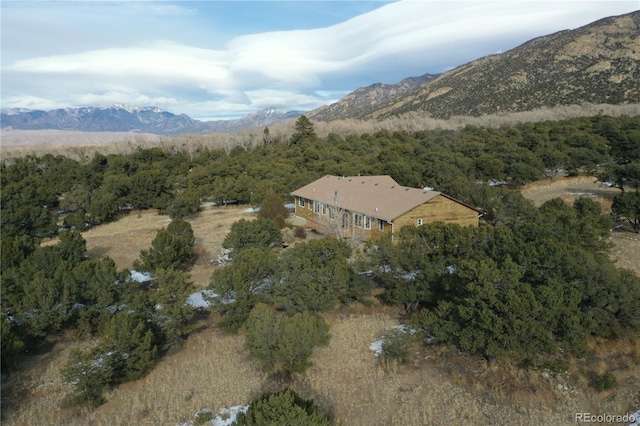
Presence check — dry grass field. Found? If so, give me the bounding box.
[43,204,256,288]
[3,305,638,426]
[3,178,640,425]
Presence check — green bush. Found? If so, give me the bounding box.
[243,304,330,377]
[233,389,330,426]
[194,409,214,425]
[258,189,289,229]
[222,218,282,258]
[589,370,618,391]
[380,328,413,365]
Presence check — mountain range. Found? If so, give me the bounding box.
[308,10,640,121]
[2,11,638,135]
[1,105,303,135]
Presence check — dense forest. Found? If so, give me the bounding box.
[1,115,639,411]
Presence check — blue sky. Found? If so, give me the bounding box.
[1,1,638,121]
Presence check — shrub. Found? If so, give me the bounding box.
[222,218,282,258]
[134,218,195,272]
[194,409,214,425]
[274,238,352,313]
[243,304,330,377]
[293,226,307,239]
[233,389,330,426]
[258,189,289,229]
[379,328,413,365]
[588,370,618,391]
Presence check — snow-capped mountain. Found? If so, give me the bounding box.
[0,105,303,135]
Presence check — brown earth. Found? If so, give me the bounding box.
[3,178,639,425]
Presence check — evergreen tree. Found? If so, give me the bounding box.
[244,304,330,376]
[151,268,196,347]
[612,191,640,233]
[274,238,351,313]
[135,218,195,272]
[289,115,316,145]
[210,247,278,331]
[257,189,289,229]
[233,389,330,426]
[222,218,282,258]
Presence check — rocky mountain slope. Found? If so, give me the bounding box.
[309,73,438,121]
[0,105,303,135]
[308,11,640,121]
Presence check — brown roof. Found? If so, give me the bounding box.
[291,175,461,221]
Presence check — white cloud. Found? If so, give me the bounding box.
[2,1,637,120]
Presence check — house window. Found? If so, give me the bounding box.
[314,201,320,213]
[378,219,385,232]
[328,206,336,220]
[354,213,363,228]
[322,203,327,215]
[341,213,350,229]
[417,218,423,226]
[299,198,305,208]
[365,216,371,229]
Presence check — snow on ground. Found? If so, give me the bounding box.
[181,405,249,426]
[129,270,153,283]
[369,324,417,357]
[210,406,249,426]
[629,410,640,426]
[185,290,216,309]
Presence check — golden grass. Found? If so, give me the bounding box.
[520,175,620,210]
[3,307,639,426]
[42,204,255,287]
[610,232,640,276]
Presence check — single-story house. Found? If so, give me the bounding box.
[291,175,479,241]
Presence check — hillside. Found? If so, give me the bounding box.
[308,73,438,122]
[308,11,640,121]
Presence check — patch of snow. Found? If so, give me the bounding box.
[629,410,639,426]
[400,271,418,281]
[217,248,232,266]
[185,290,217,309]
[243,207,260,213]
[211,405,249,426]
[130,270,153,283]
[182,405,249,426]
[106,303,132,314]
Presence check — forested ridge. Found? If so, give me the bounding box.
[1,114,639,413]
